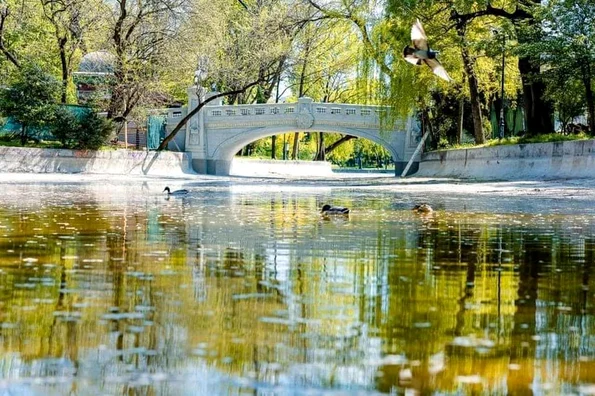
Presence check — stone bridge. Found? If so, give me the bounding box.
[165,88,422,176]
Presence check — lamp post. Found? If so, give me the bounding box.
[498,32,506,140]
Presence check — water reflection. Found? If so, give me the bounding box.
[0,182,594,395]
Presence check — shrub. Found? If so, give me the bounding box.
[0,65,60,145]
[75,111,114,150]
[51,108,114,150]
[52,108,80,148]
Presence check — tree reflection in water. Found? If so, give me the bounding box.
[0,183,593,395]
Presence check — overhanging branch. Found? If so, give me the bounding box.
[157,79,263,151]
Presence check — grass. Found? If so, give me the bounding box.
[0,138,64,149]
[442,132,591,151]
[0,137,122,151]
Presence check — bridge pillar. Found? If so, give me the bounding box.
[185,86,222,174]
[397,115,422,176]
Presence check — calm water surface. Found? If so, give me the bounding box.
[0,181,594,395]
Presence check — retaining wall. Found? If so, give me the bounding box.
[0,147,194,176]
[415,139,595,180]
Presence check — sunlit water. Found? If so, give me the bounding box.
[0,180,594,395]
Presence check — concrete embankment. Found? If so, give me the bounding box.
[0,147,194,177]
[0,147,335,178]
[415,139,595,180]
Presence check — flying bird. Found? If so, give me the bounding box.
[403,19,452,82]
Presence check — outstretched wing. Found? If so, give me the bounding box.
[403,46,422,65]
[411,19,428,51]
[424,58,451,82]
[405,56,422,65]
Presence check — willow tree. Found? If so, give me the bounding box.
[285,17,361,160]
[306,0,467,145]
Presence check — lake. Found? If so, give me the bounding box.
[0,178,593,395]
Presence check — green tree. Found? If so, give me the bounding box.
[546,81,585,134]
[40,0,106,104]
[0,65,60,144]
[52,107,113,149]
[0,1,62,79]
[535,0,595,134]
[157,0,292,150]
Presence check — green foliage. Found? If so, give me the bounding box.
[517,133,590,144]
[483,133,590,147]
[51,108,81,147]
[429,132,590,152]
[51,109,114,150]
[530,0,595,132]
[0,65,60,143]
[77,112,114,149]
[0,135,64,148]
[546,80,586,132]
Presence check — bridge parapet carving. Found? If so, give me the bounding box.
[204,99,397,130]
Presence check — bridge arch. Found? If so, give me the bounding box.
[170,91,421,176]
[211,126,401,165]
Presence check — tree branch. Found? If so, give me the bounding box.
[307,0,393,77]
[450,3,532,25]
[236,0,248,11]
[0,6,21,68]
[157,79,263,150]
[325,135,356,155]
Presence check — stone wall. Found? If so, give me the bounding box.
[415,139,595,180]
[0,147,194,176]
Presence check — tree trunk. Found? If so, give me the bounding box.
[0,7,20,68]
[457,94,464,145]
[457,24,484,144]
[59,38,69,104]
[271,135,277,159]
[107,69,125,120]
[518,57,554,135]
[20,125,27,145]
[582,63,595,134]
[291,132,299,159]
[314,132,325,161]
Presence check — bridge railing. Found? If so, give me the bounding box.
[206,102,298,118]
[203,102,395,128]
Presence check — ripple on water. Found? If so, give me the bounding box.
[0,183,594,394]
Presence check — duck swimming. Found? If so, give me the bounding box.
[163,186,189,196]
[412,203,433,214]
[321,204,350,216]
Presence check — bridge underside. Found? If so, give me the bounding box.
[187,126,421,176]
[191,156,419,177]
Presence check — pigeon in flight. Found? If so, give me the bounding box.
[403,19,452,82]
